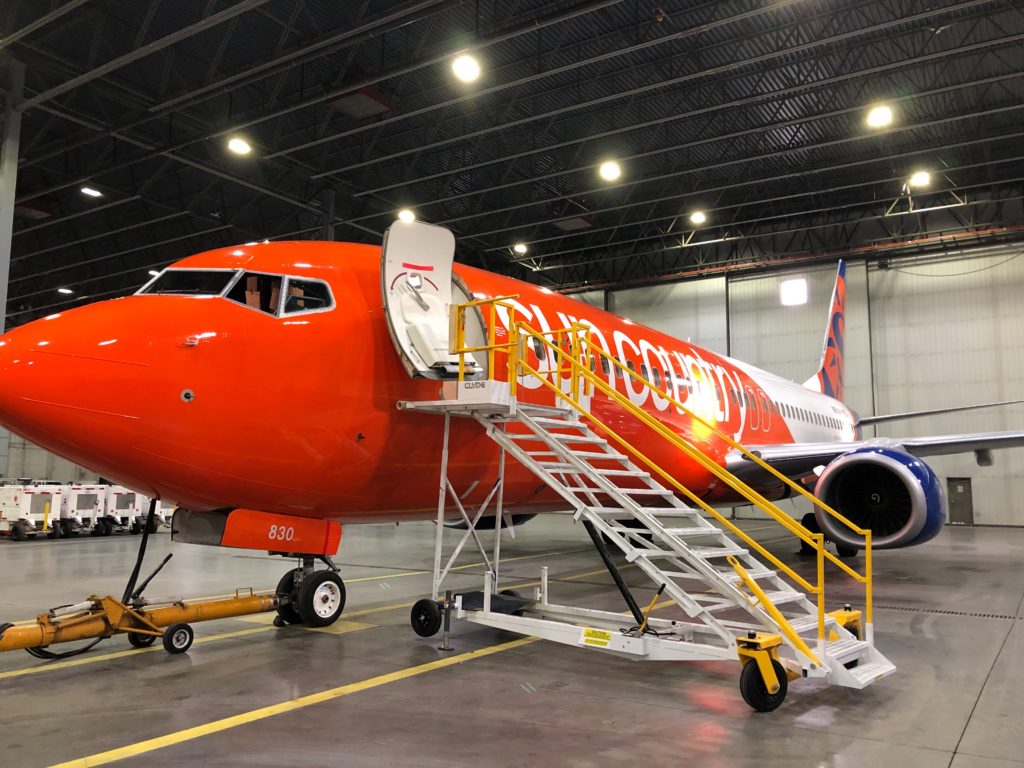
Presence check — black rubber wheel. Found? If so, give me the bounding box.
[798,513,819,556]
[11,522,27,542]
[47,523,62,539]
[60,520,75,538]
[146,514,160,534]
[162,623,194,654]
[275,569,304,625]
[101,518,114,536]
[128,632,157,648]
[297,570,346,628]
[129,521,141,535]
[739,658,788,712]
[411,598,442,637]
[835,544,859,558]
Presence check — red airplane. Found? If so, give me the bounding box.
[0,221,1020,627]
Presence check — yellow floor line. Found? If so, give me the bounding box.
[49,637,537,768]
[0,628,273,680]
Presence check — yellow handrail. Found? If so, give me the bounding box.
[449,298,874,640]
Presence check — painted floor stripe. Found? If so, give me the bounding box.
[48,637,536,768]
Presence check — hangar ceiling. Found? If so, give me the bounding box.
[1,0,1022,324]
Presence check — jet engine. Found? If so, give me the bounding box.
[814,447,946,550]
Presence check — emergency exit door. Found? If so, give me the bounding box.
[946,477,974,525]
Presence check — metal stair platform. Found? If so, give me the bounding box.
[404,393,895,697]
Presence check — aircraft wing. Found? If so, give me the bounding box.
[725,430,1024,485]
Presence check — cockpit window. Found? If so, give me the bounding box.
[283,278,333,314]
[226,272,283,315]
[140,270,236,296]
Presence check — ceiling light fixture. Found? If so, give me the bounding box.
[598,160,621,181]
[865,103,893,129]
[148,270,160,277]
[397,209,416,223]
[689,210,707,226]
[451,54,481,83]
[227,136,252,155]
[908,170,931,188]
[80,186,103,198]
[512,242,528,255]
[57,287,74,295]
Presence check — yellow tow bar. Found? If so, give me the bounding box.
[0,590,278,655]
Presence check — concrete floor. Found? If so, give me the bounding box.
[0,517,1021,768]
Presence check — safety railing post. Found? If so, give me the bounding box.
[816,532,826,655]
[864,530,873,645]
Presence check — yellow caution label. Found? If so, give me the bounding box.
[579,627,612,648]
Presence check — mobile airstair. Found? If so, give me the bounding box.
[382,221,894,711]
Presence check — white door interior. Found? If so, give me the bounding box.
[380,220,480,378]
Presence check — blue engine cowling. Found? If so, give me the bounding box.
[813,447,947,550]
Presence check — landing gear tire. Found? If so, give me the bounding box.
[411,598,442,637]
[835,544,859,559]
[128,632,157,649]
[11,522,27,542]
[162,623,194,654]
[275,570,304,625]
[799,513,818,556]
[297,570,346,628]
[739,658,788,712]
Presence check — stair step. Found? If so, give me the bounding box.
[596,469,650,478]
[660,526,720,535]
[690,545,748,558]
[619,488,673,496]
[549,434,607,444]
[721,569,776,583]
[786,614,836,634]
[560,450,629,461]
[528,417,585,428]
[826,637,868,663]
[847,660,897,686]
[516,404,575,417]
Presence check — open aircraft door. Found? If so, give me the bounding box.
[381,220,485,379]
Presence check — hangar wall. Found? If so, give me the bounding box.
[586,245,1024,527]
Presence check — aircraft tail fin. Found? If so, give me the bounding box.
[803,260,846,401]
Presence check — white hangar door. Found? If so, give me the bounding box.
[380,220,483,379]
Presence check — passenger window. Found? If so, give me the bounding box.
[600,356,610,375]
[284,278,332,314]
[652,367,662,388]
[226,272,283,315]
[640,364,649,381]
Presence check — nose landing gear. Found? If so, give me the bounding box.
[273,555,346,629]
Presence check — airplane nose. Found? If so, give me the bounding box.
[0,302,152,478]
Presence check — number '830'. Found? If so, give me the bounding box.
[269,524,296,542]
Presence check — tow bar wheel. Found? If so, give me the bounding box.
[163,623,194,654]
[739,658,788,712]
[297,570,346,627]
